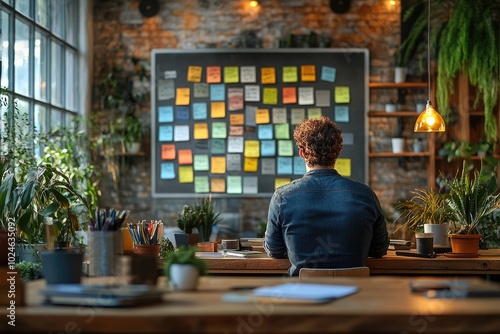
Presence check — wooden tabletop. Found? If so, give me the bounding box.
[198,249,500,275]
[4,275,500,333]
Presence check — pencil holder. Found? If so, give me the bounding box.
[88,230,123,276]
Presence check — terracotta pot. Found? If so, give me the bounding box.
[449,234,482,254]
[196,242,217,252]
[134,244,161,257]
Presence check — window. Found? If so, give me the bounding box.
[1,0,87,154]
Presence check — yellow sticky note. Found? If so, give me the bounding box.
[335,86,350,103]
[230,113,244,125]
[275,178,291,189]
[261,67,276,84]
[206,66,221,83]
[263,87,278,105]
[307,108,322,119]
[282,66,298,83]
[335,158,351,177]
[224,66,239,83]
[178,166,194,183]
[194,123,209,140]
[161,144,176,160]
[178,149,193,165]
[243,157,259,172]
[301,65,316,82]
[244,140,260,158]
[187,66,202,83]
[282,87,297,104]
[211,101,226,118]
[255,109,270,124]
[211,178,226,193]
[211,156,226,174]
[175,88,190,105]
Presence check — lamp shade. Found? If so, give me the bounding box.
[414,100,445,132]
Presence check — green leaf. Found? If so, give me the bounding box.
[39,202,60,216]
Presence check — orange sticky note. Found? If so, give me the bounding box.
[178,149,193,165]
[230,113,244,125]
[261,67,276,84]
[211,178,226,193]
[211,156,226,174]
[283,87,297,104]
[187,66,202,83]
[255,109,270,124]
[244,157,259,172]
[161,144,176,160]
[175,88,190,105]
[206,66,221,83]
[301,65,316,82]
[211,101,226,118]
[194,123,209,139]
[229,126,244,136]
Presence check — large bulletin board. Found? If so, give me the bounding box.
[151,49,369,198]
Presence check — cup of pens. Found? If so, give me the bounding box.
[127,220,164,258]
[88,208,129,276]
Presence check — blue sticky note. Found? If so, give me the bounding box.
[261,140,276,157]
[192,102,208,120]
[211,139,226,154]
[334,105,350,123]
[321,66,336,83]
[293,156,306,175]
[160,162,175,179]
[277,157,293,175]
[176,106,190,121]
[210,84,225,101]
[258,124,274,140]
[158,106,174,123]
[158,125,173,141]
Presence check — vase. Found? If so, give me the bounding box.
[449,234,482,255]
[169,264,200,291]
[423,223,449,247]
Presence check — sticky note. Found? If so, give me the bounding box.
[244,140,260,158]
[158,125,173,141]
[211,101,226,118]
[261,158,275,175]
[263,87,278,105]
[301,65,316,82]
[227,176,242,194]
[307,108,322,119]
[206,66,221,83]
[278,140,294,156]
[274,123,290,139]
[261,67,276,84]
[315,90,331,107]
[211,178,226,193]
[164,71,176,79]
[282,87,297,104]
[334,105,350,123]
[335,86,350,103]
[173,125,190,141]
[227,154,242,171]
[243,176,258,194]
[291,108,305,125]
[157,79,175,101]
[343,133,354,145]
[176,106,190,121]
[245,85,260,102]
[158,106,174,122]
[298,87,314,105]
[229,126,244,136]
[256,109,270,124]
[240,66,256,83]
[161,144,176,160]
[211,156,226,174]
[187,66,202,82]
[210,84,225,101]
[230,113,244,125]
[260,140,276,157]
[160,162,175,179]
[193,83,209,98]
[277,157,293,174]
[228,88,244,111]
[258,124,273,140]
[178,166,193,183]
[175,87,190,105]
[272,108,287,124]
[227,136,244,153]
[178,149,193,165]
[321,66,336,83]
[282,66,298,83]
[244,157,259,172]
[194,176,209,193]
[212,122,227,138]
[245,105,257,126]
[211,139,226,154]
[275,178,291,189]
[335,158,351,177]
[192,102,208,120]
[224,66,239,83]
[194,123,209,140]
[193,154,209,171]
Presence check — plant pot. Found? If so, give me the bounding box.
[169,264,200,291]
[385,104,397,112]
[41,250,84,285]
[449,234,482,255]
[391,138,405,153]
[196,242,217,252]
[125,142,141,154]
[394,67,406,83]
[174,233,199,249]
[134,244,161,257]
[424,223,449,247]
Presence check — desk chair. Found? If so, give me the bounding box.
[299,266,370,278]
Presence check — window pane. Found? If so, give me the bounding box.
[65,49,77,110]
[50,40,63,106]
[65,0,78,46]
[50,108,63,128]
[34,103,47,135]
[51,0,64,38]
[34,30,49,101]
[35,0,50,28]
[1,11,10,89]
[14,18,31,96]
[15,0,32,18]
[65,112,75,127]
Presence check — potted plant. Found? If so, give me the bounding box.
[163,246,207,291]
[123,116,143,153]
[175,204,201,248]
[393,188,454,247]
[196,196,222,252]
[442,161,500,255]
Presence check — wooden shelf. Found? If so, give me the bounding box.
[368,111,421,117]
[369,152,431,158]
[369,82,428,89]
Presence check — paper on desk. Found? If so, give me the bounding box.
[252,283,358,301]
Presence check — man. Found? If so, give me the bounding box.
[264,116,389,276]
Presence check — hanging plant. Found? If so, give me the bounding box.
[398,0,499,142]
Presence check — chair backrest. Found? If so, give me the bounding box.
[299,267,370,278]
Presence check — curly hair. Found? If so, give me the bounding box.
[293,116,343,167]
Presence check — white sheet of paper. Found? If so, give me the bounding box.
[252,283,358,300]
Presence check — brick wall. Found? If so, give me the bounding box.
[92,0,428,236]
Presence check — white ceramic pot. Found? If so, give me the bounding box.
[125,142,141,153]
[394,67,406,83]
[424,223,449,247]
[169,264,200,291]
[391,138,405,153]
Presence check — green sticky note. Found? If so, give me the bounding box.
[194,176,210,193]
[263,87,278,105]
[227,176,242,194]
[278,140,294,156]
[307,108,322,119]
[212,122,227,138]
[274,123,290,139]
[335,86,350,103]
[282,66,298,83]
[193,154,209,171]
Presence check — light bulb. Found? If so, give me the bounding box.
[414,100,446,132]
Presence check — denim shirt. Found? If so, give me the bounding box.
[264,169,389,276]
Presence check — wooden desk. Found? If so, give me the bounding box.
[4,276,500,333]
[200,249,500,275]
